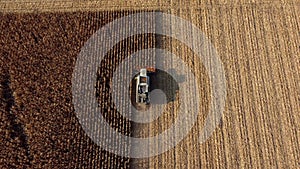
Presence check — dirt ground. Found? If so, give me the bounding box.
[0,1,299,168]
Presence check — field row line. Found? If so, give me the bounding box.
[1,1,298,13]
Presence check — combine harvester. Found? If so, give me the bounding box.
[135,68,155,105]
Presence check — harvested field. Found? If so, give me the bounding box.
[0,1,299,169]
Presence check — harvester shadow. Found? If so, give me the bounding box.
[130,69,182,110]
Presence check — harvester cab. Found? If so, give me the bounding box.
[135,68,153,104]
